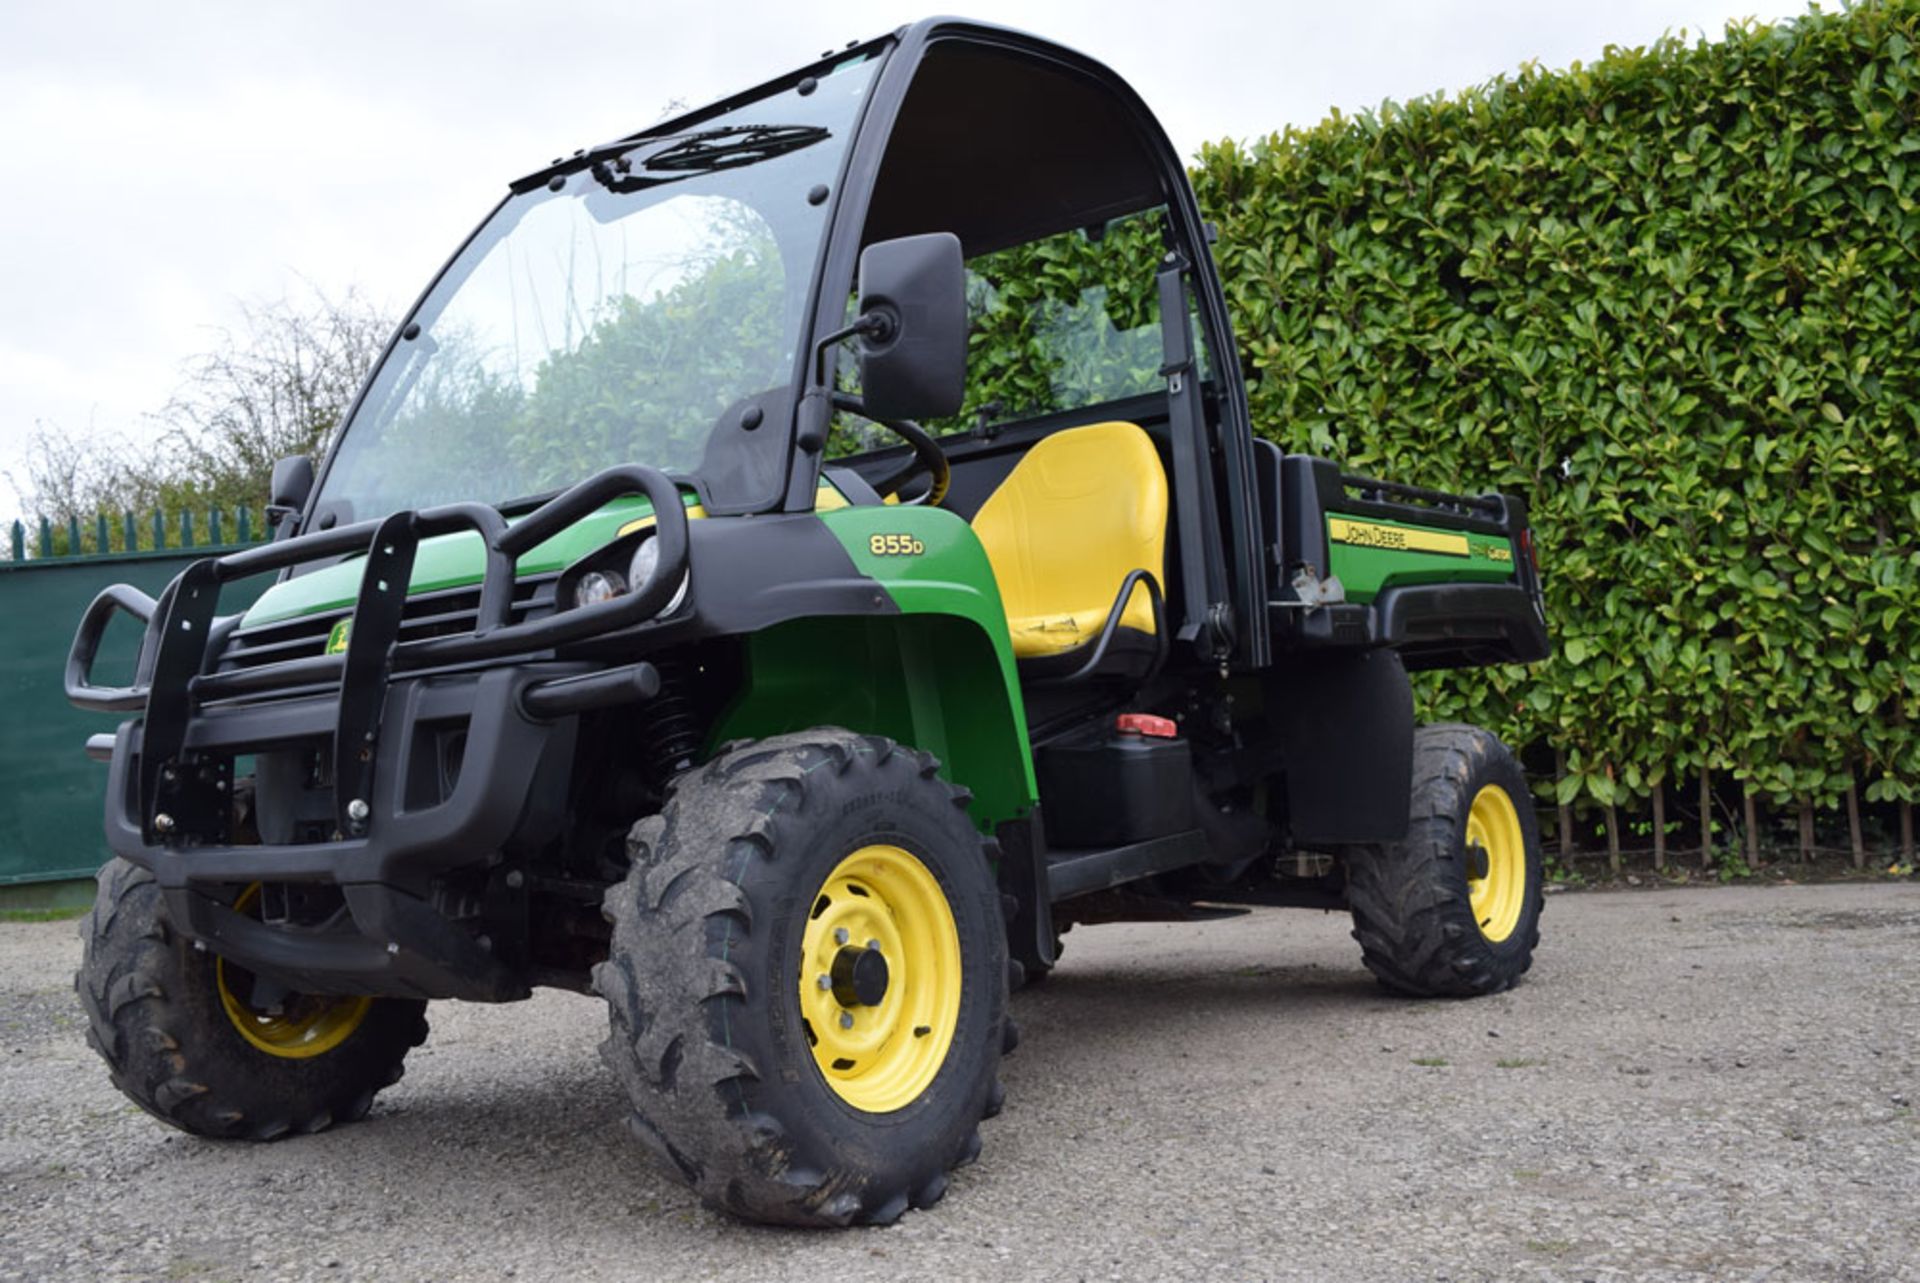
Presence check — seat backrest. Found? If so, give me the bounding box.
[969,421,1168,658]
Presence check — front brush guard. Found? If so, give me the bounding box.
[66,464,690,846]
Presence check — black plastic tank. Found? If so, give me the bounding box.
[1036,714,1195,848]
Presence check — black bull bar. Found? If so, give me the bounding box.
[61,465,689,1000]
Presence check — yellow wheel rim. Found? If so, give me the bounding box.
[797,845,962,1114]
[1465,784,1528,943]
[215,885,373,1059]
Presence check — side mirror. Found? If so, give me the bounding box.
[855,232,967,421]
[268,456,314,525]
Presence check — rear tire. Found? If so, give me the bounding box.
[1345,724,1543,997]
[595,728,1010,1227]
[75,859,429,1139]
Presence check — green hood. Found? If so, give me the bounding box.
[239,495,662,628]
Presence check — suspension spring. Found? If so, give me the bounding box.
[645,659,702,784]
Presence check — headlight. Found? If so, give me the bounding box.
[629,537,689,615]
[573,569,627,608]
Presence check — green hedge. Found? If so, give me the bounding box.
[1187,1,1920,856]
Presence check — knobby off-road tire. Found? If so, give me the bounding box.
[75,858,429,1140]
[1346,723,1544,997]
[595,728,1012,1227]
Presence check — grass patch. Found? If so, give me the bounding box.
[1496,1057,1543,1069]
[1525,1240,1574,1256]
[1410,1056,1449,1067]
[0,907,85,924]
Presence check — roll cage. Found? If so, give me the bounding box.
[797,18,1270,667]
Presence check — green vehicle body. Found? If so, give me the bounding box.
[229,488,1527,837]
[235,488,1041,831]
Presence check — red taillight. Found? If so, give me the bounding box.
[1116,712,1178,738]
[1519,528,1539,574]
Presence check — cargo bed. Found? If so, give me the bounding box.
[1252,443,1549,670]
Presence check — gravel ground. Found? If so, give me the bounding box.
[3,881,1916,1283]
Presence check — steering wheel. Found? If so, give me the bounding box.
[832,392,950,506]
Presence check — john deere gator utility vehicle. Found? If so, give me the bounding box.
[67,18,1551,1226]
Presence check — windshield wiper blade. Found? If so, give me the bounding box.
[589,124,831,192]
[641,124,829,172]
[511,124,830,195]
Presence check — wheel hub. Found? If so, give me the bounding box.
[1464,841,1491,883]
[831,944,891,1008]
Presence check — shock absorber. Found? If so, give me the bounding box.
[644,659,702,784]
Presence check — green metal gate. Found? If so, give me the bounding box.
[1,511,266,903]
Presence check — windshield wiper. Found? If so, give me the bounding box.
[511,124,830,195]
[642,124,828,172]
[590,124,831,192]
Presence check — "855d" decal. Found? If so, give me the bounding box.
[868,533,926,556]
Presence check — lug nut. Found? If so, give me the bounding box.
[346,798,370,823]
[833,927,849,945]
[866,939,880,951]
[153,813,175,833]
[839,1012,854,1030]
[817,974,831,990]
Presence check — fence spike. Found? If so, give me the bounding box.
[152,509,165,551]
[209,507,225,546]
[39,517,53,559]
[123,511,136,553]
[236,507,253,543]
[95,514,109,556]
[9,520,22,562]
[66,516,81,559]
[180,509,194,548]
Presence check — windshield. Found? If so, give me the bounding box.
[313,54,879,524]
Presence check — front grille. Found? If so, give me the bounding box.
[218,578,554,673]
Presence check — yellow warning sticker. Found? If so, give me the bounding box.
[1327,518,1470,557]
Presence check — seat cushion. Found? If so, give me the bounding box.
[969,421,1168,660]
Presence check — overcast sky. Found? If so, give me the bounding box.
[0,0,1807,514]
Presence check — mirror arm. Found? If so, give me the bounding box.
[809,311,894,387]
[264,505,303,541]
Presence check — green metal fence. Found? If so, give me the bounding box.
[0,509,268,896]
[8,506,261,562]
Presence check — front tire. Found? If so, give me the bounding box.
[595,729,1010,1227]
[1345,724,1544,997]
[75,859,429,1139]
